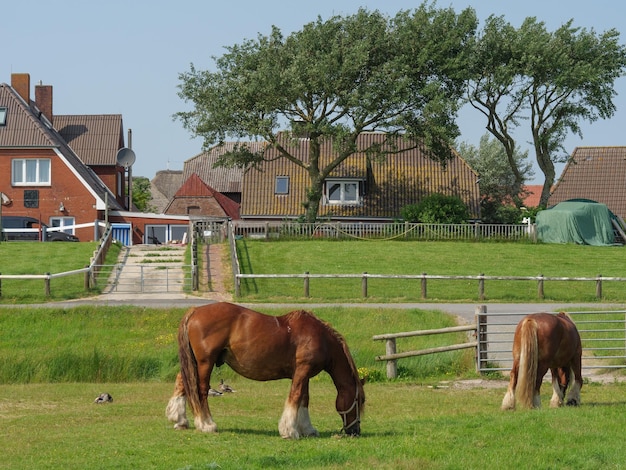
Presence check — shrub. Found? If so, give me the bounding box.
[401,193,469,223]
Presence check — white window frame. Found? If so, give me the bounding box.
[12,158,51,186]
[50,217,76,235]
[324,179,362,206]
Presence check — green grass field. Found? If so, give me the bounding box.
[236,239,626,302]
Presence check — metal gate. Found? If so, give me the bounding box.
[477,309,626,373]
[96,263,194,293]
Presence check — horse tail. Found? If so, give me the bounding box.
[516,317,539,408]
[177,308,203,416]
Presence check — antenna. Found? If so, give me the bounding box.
[116,148,136,169]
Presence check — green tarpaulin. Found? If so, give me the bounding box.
[536,201,615,246]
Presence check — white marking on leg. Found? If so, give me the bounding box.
[550,375,564,408]
[296,406,319,437]
[501,387,516,410]
[194,415,218,433]
[165,396,189,429]
[278,402,299,439]
[533,390,542,408]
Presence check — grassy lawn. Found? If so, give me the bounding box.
[236,239,626,302]
[0,241,121,304]
[2,380,626,469]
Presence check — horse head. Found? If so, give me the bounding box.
[338,378,365,436]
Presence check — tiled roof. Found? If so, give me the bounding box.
[0,83,122,210]
[549,147,626,217]
[150,170,183,213]
[240,132,480,220]
[55,114,124,166]
[522,185,543,208]
[182,142,266,194]
[164,173,239,219]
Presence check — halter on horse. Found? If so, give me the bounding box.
[166,302,365,438]
[501,312,583,410]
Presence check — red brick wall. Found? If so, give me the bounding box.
[0,149,99,241]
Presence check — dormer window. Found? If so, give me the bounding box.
[0,107,7,126]
[324,179,363,206]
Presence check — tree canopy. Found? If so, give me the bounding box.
[175,5,478,222]
[467,16,626,207]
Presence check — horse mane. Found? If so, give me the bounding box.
[287,310,365,411]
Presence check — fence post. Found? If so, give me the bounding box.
[537,274,545,299]
[84,265,90,290]
[304,271,310,297]
[596,274,602,299]
[385,338,398,379]
[45,273,51,297]
[235,275,241,297]
[0,272,2,297]
[475,305,488,374]
[421,272,427,299]
[362,272,368,298]
[478,273,485,301]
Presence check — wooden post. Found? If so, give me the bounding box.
[362,272,368,298]
[475,305,488,374]
[235,275,241,297]
[537,274,544,299]
[45,273,51,297]
[421,272,427,299]
[385,338,397,379]
[84,265,90,290]
[304,271,310,297]
[596,274,602,299]
[478,273,485,301]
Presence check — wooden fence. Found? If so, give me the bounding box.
[373,306,626,379]
[234,271,626,300]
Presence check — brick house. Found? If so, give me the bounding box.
[0,73,190,245]
[0,73,126,242]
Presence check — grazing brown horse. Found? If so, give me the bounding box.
[501,312,582,410]
[166,302,365,438]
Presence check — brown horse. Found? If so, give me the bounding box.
[166,302,365,438]
[501,312,582,410]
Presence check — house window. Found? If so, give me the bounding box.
[50,217,76,235]
[275,176,289,194]
[12,158,51,186]
[0,107,7,126]
[325,179,361,205]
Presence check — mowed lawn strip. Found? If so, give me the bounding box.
[237,240,626,301]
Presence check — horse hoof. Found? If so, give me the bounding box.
[566,399,579,406]
[174,422,189,430]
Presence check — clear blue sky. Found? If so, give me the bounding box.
[4,1,625,184]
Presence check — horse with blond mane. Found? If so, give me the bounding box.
[166,302,365,438]
[502,312,582,410]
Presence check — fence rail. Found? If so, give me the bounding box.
[235,271,626,300]
[373,307,626,378]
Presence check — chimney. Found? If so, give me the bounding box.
[35,83,53,124]
[11,73,30,103]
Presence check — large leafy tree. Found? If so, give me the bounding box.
[175,5,477,222]
[458,133,533,222]
[468,16,626,207]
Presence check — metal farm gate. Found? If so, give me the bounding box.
[476,308,626,374]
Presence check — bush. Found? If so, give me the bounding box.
[401,193,470,223]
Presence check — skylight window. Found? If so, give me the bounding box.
[0,107,7,126]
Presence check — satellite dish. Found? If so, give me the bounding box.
[1,192,11,206]
[116,148,136,169]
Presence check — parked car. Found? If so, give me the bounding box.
[0,216,79,242]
